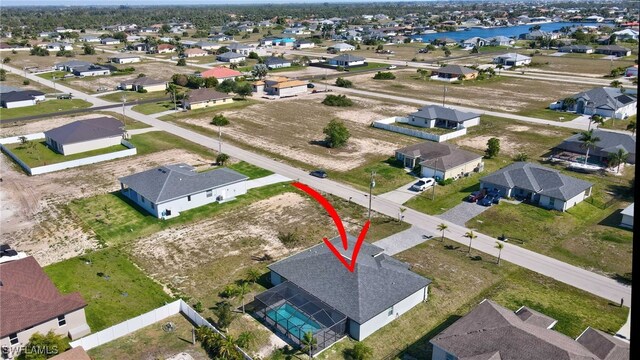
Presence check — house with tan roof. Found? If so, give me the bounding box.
[0,254,91,354]
[395,141,484,180]
[183,88,233,110]
[431,65,479,81]
[183,48,208,58]
[119,77,167,92]
[252,76,307,97]
[157,44,176,53]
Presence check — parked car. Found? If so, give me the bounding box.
[467,190,485,203]
[310,169,328,178]
[478,195,494,207]
[410,178,435,192]
[57,93,73,99]
[487,189,502,204]
[307,83,315,88]
[387,65,397,70]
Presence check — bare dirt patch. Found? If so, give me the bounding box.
[1,148,212,265]
[456,135,521,156]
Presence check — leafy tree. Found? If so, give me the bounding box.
[204,76,219,88]
[376,44,384,51]
[610,80,622,88]
[485,137,500,158]
[237,331,256,348]
[464,231,477,254]
[471,45,479,53]
[216,46,230,55]
[176,58,187,66]
[0,69,6,81]
[608,148,629,173]
[233,81,253,99]
[252,27,260,33]
[323,119,351,148]
[2,57,10,64]
[187,75,204,89]
[352,342,373,360]
[213,301,235,329]
[561,97,576,111]
[626,120,636,136]
[30,47,49,56]
[217,78,236,93]
[251,63,268,79]
[211,114,229,126]
[172,73,188,87]
[444,47,451,57]
[495,241,504,265]
[578,129,600,165]
[22,330,69,360]
[322,94,353,107]
[335,77,353,88]
[248,51,260,60]
[82,43,95,55]
[437,223,448,242]
[300,331,317,358]
[216,153,230,166]
[514,152,528,161]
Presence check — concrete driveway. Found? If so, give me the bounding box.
[373,226,435,255]
[246,174,291,190]
[378,179,423,205]
[438,201,492,226]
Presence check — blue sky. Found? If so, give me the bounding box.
[9,0,435,6]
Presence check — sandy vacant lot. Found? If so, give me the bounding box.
[1,144,213,265]
[346,69,593,113]
[173,95,421,171]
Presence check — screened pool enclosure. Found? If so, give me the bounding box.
[254,281,347,354]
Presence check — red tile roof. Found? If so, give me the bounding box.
[0,256,87,337]
[200,66,243,79]
[157,44,176,50]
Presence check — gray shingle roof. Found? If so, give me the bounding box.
[268,235,431,324]
[120,76,166,87]
[396,141,483,171]
[571,87,637,110]
[480,162,593,201]
[515,306,557,329]
[0,85,22,94]
[264,57,291,66]
[1,90,45,103]
[431,300,604,360]
[576,327,629,360]
[331,54,365,62]
[410,105,480,123]
[559,129,636,157]
[44,117,124,145]
[186,88,233,103]
[55,60,93,69]
[434,65,478,76]
[119,164,248,204]
[217,51,245,60]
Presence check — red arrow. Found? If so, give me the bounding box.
[292,182,371,272]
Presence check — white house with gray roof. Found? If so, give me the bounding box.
[44,117,125,155]
[407,105,480,130]
[480,162,593,211]
[620,203,633,229]
[493,53,531,66]
[119,164,248,219]
[552,87,637,120]
[256,235,431,349]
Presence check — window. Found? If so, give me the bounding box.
[206,190,213,198]
[187,195,192,202]
[140,196,145,203]
[387,306,393,316]
[445,353,455,360]
[9,333,18,345]
[150,203,155,210]
[58,315,66,327]
[549,197,555,207]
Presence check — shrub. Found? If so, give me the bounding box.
[514,152,529,161]
[176,58,186,66]
[278,230,302,248]
[323,119,351,148]
[193,301,204,312]
[23,79,30,85]
[216,153,229,165]
[352,342,373,360]
[336,65,345,72]
[335,77,353,88]
[322,94,353,107]
[373,71,396,80]
[211,114,229,126]
[437,178,454,186]
[136,88,148,93]
[485,137,501,158]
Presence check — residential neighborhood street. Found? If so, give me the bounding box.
[5,63,632,307]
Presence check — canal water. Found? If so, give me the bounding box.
[410,22,606,42]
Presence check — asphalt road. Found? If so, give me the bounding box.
[5,63,631,306]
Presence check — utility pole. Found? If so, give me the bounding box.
[121,94,127,127]
[172,87,177,111]
[218,125,222,154]
[442,85,447,107]
[432,159,438,200]
[368,171,376,219]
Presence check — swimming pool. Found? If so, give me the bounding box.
[266,303,321,339]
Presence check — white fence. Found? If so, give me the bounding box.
[0,132,137,175]
[373,117,467,142]
[69,299,252,359]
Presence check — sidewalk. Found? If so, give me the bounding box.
[616,309,631,340]
[373,226,435,255]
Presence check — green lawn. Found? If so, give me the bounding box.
[516,108,580,122]
[128,131,214,158]
[346,62,389,72]
[98,90,170,103]
[37,71,68,81]
[4,141,128,168]
[44,248,172,331]
[158,99,258,121]
[268,64,305,73]
[227,161,274,179]
[131,100,176,115]
[599,114,635,131]
[68,183,290,246]
[329,156,416,194]
[317,239,628,360]
[0,99,92,120]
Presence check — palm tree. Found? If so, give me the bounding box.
[608,148,629,173]
[237,331,255,348]
[464,231,477,254]
[166,83,178,110]
[218,335,241,360]
[610,80,622,88]
[495,241,504,265]
[246,268,261,284]
[437,223,448,242]
[562,97,576,111]
[229,63,238,70]
[496,64,503,76]
[589,114,604,129]
[236,282,250,313]
[578,130,601,165]
[300,331,317,358]
[627,120,636,136]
